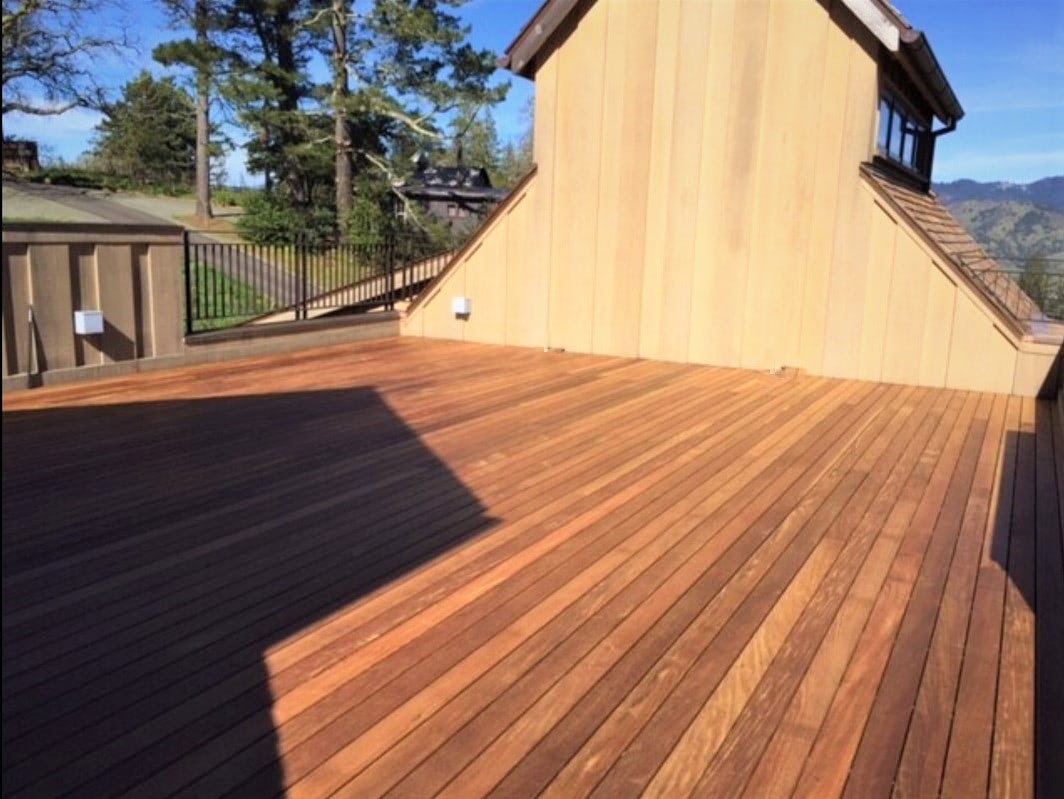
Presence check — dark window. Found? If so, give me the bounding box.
[876,89,930,178]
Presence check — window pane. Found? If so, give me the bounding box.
[902,129,915,166]
[890,111,904,160]
[877,98,892,153]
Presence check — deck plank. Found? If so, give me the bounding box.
[990,397,1037,798]
[0,338,1048,799]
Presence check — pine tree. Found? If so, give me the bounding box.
[312,0,506,233]
[154,0,232,221]
[92,72,196,188]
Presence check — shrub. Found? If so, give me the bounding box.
[236,193,335,245]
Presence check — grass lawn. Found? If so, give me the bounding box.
[185,261,274,332]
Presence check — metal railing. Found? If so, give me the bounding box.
[963,263,1064,324]
[182,231,452,334]
[1001,271,1062,319]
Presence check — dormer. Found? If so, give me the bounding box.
[861,1,964,188]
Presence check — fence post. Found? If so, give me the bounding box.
[387,236,396,310]
[298,232,308,321]
[183,229,194,336]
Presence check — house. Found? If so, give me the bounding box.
[2,138,40,173]
[395,156,508,236]
[403,0,1062,397]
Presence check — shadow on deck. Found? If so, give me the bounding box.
[1,388,495,797]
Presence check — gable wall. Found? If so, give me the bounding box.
[403,0,1058,396]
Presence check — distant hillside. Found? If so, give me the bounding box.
[933,176,1064,265]
[934,176,1064,213]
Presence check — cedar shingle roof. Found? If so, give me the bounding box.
[862,165,1056,341]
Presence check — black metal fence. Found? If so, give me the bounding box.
[992,259,1064,321]
[182,231,452,334]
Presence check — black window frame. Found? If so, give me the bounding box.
[876,86,933,183]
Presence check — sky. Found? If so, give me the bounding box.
[3,0,1061,186]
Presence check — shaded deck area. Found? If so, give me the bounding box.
[2,338,1061,798]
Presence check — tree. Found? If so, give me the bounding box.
[1018,255,1050,310]
[92,72,196,188]
[495,94,533,189]
[155,0,232,222]
[439,104,501,176]
[313,0,506,234]
[2,0,129,116]
[224,0,322,204]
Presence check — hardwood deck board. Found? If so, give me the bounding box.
[892,393,1009,798]
[321,382,853,799]
[500,386,941,799]
[1,338,1051,798]
[20,370,795,799]
[990,397,1037,798]
[252,379,837,797]
[688,388,948,798]
[594,387,916,799]
[842,392,996,798]
[939,396,1020,798]
[1033,396,1064,798]
[791,390,982,799]
[739,389,964,799]
[4,367,758,790]
[318,383,880,799]
[4,362,727,687]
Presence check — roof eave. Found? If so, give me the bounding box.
[897,30,965,124]
[501,0,964,124]
[500,0,580,78]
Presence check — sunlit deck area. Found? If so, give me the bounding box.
[2,338,1061,798]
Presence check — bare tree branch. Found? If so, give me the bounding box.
[2,0,133,117]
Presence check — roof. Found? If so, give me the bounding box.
[500,0,963,124]
[862,164,1052,340]
[399,185,508,203]
[396,163,507,203]
[412,165,494,190]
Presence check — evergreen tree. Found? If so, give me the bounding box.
[311,0,506,233]
[495,94,533,188]
[224,0,323,205]
[92,72,196,188]
[154,0,233,221]
[1019,255,1050,310]
[440,104,501,177]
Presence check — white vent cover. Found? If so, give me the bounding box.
[73,310,104,335]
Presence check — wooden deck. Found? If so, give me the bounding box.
[2,338,1061,798]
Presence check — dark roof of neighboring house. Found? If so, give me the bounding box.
[862,163,1051,341]
[396,163,507,203]
[413,165,493,189]
[400,185,508,203]
[500,0,963,124]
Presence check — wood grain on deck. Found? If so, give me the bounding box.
[2,338,1059,798]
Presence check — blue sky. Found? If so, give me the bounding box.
[3,0,1061,185]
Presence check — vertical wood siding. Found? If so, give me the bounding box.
[403,0,1056,396]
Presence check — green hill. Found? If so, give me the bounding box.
[946,199,1064,265]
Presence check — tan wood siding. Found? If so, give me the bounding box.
[405,180,538,347]
[403,0,1058,396]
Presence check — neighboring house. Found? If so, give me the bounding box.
[404,0,1061,397]
[395,157,508,236]
[2,139,40,173]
